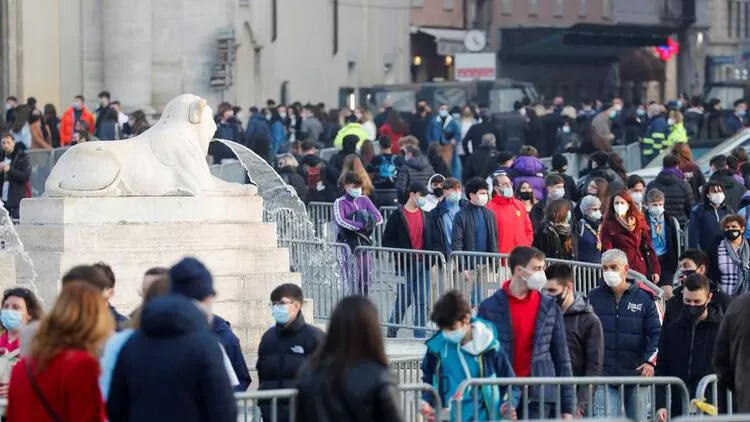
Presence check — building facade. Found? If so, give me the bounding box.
[0,0,411,114]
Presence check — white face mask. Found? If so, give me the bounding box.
[649,205,664,217]
[522,267,547,291]
[474,193,489,207]
[709,192,725,205]
[603,270,623,288]
[500,187,513,198]
[614,203,629,216]
[630,192,643,205]
[589,210,602,221]
[562,125,571,134]
[549,187,565,200]
[667,118,675,126]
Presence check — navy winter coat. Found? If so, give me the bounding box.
[477,288,575,413]
[107,294,236,422]
[687,201,734,250]
[588,280,662,377]
[212,315,251,391]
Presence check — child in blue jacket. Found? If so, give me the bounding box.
[421,290,519,421]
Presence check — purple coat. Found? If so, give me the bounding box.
[333,194,383,232]
[510,156,547,201]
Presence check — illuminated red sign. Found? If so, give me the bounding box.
[656,37,679,61]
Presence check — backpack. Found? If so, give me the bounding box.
[377,155,398,182]
[303,162,325,192]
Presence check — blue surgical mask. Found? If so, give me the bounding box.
[739,109,747,117]
[451,113,460,120]
[501,187,513,198]
[272,304,291,325]
[447,191,461,204]
[442,327,466,344]
[416,197,427,208]
[636,108,646,116]
[439,109,448,118]
[608,110,617,120]
[347,187,362,198]
[1,309,23,331]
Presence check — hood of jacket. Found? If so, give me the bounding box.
[565,293,594,315]
[141,294,210,338]
[427,173,446,192]
[511,155,544,176]
[711,169,741,188]
[677,302,723,327]
[405,155,432,172]
[425,317,498,357]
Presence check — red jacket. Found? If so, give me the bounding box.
[378,123,405,142]
[486,195,534,254]
[600,217,661,278]
[7,349,106,422]
[60,107,95,146]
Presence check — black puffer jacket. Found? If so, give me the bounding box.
[296,360,403,422]
[0,143,30,215]
[256,312,325,422]
[451,204,498,254]
[563,294,604,409]
[462,144,499,181]
[577,165,624,197]
[657,306,723,416]
[663,281,732,327]
[647,171,694,226]
[395,155,434,204]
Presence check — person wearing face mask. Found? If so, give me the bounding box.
[508,145,546,201]
[663,249,733,328]
[642,103,670,166]
[656,274,723,421]
[0,288,43,398]
[0,133,31,219]
[707,214,750,296]
[93,90,112,139]
[515,181,538,213]
[257,284,324,422]
[452,178,499,304]
[544,264,603,417]
[487,173,533,254]
[422,174,446,212]
[646,154,694,227]
[709,154,747,212]
[530,174,571,231]
[726,98,748,135]
[574,195,603,264]
[420,290,518,422]
[533,199,574,260]
[59,94,95,146]
[551,154,579,202]
[477,246,575,419]
[430,178,465,259]
[600,191,662,284]
[462,132,500,182]
[588,249,661,420]
[382,183,433,338]
[643,189,680,299]
[666,110,688,144]
[688,181,735,250]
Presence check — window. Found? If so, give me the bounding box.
[411,0,424,6]
[728,0,733,39]
[737,0,742,38]
[443,0,454,10]
[500,0,512,15]
[529,0,539,15]
[602,0,612,19]
[554,0,564,17]
[579,0,587,17]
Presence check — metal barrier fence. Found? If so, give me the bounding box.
[673,216,685,258]
[399,383,444,422]
[695,374,735,415]
[613,142,642,173]
[674,416,750,422]
[235,388,298,422]
[280,239,352,319]
[452,376,689,422]
[372,205,399,247]
[352,246,447,336]
[390,356,423,384]
[306,201,334,240]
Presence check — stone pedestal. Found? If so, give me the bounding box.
[15,195,302,359]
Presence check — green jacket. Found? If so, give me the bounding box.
[333,123,369,149]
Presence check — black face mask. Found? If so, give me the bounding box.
[685,303,707,319]
[725,229,742,241]
[518,191,533,201]
[554,288,567,308]
[433,188,444,198]
[678,269,696,283]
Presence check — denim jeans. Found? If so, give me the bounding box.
[389,261,429,338]
[593,385,649,421]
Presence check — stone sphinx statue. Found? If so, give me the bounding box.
[45,94,255,197]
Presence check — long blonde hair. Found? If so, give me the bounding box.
[31,282,114,371]
[339,154,374,196]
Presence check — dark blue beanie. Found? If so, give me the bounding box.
[169,257,215,301]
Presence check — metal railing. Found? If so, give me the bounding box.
[306,201,335,240]
[235,388,298,422]
[695,374,735,415]
[673,417,750,422]
[447,251,511,305]
[372,205,399,247]
[451,376,689,421]
[399,383,443,422]
[390,356,423,384]
[352,246,447,336]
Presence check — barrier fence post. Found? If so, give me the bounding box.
[234,389,298,422]
[398,383,443,422]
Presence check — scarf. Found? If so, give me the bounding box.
[661,167,685,180]
[552,222,571,236]
[724,238,750,294]
[616,215,636,232]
